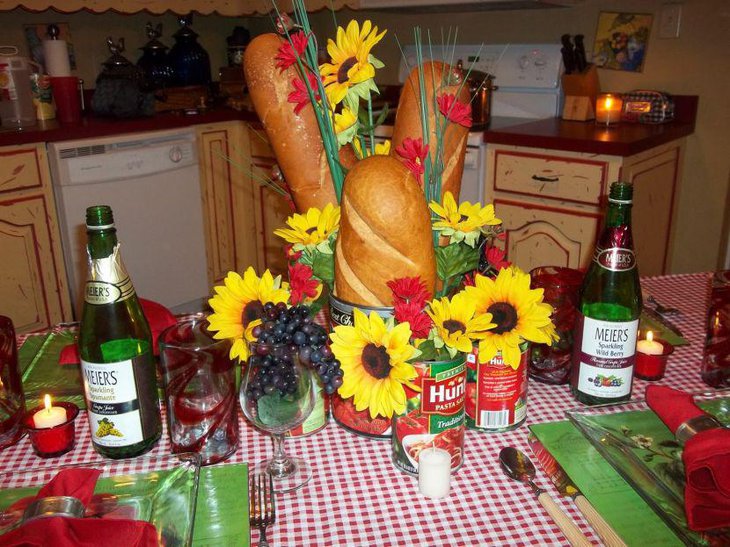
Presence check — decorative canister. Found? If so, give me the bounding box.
[137,23,174,90]
[392,357,466,475]
[329,293,394,439]
[167,15,211,87]
[465,343,529,432]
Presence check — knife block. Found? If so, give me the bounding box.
[561,64,599,121]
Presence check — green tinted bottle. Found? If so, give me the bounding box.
[78,205,162,458]
[570,182,642,405]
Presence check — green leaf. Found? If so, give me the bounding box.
[257,394,301,427]
[312,251,334,285]
[435,243,480,281]
[369,54,384,69]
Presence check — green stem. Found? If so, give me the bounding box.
[367,97,375,156]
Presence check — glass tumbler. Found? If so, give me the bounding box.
[159,318,238,465]
[529,267,584,385]
[0,315,26,450]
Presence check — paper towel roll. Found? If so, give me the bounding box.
[43,40,71,77]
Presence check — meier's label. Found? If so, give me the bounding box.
[594,246,636,272]
[573,314,638,398]
[81,355,156,447]
[85,246,135,305]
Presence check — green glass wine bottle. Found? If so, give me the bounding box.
[570,182,642,405]
[78,205,162,458]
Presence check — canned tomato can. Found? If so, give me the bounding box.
[286,387,329,438]
[392,357,466,475]
[465,344,529,432]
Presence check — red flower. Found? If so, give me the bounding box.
[437,93,472,128]
[284,244,302,263]
[288,72,321,114]
[395,137,429,184]
[463,272,476,287]
[485,246,511,270]
[387,276,430,306]
[288,263,320,305]
[394,300,433,339]
[275,32,310,71]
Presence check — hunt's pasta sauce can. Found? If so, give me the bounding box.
[392,357,466,475]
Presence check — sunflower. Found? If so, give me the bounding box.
[329,308,418,418]
[319,20,386,106]
[273,203,340,249]
[334,107,358,145]
[463,266,557,369]
[427,293,496,355]
[207,268,291,361]
[353,138,391,159]
[430,191,501,246]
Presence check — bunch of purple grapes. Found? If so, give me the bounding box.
[248,302,344,399]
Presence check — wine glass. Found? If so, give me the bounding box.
[240,342,315,493]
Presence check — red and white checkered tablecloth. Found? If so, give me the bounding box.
[3,272,716,546]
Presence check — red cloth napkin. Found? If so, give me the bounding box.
[59,299,177,364]
[645,385,730,531]
[0,468,157,547]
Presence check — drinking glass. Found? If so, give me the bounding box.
[0,315,26,450]
[241,342,315,493]
[159,318,238,466]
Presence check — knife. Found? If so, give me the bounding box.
[642,305,685,339]
[528,434,627,547]
[573,34,588,73]
[560,34,575,74]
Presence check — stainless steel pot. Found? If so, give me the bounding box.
[456,59,497,126]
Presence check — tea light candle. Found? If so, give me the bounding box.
[595,93,623,126]
[33,394,67,429]
[418,447,451,499]
[637,331,663,355]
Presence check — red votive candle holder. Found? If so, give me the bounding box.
[23,402,79,458]
[635,339,674,381]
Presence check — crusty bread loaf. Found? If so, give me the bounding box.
[391,61,470,202]
[335,155,436,306]
[244,33,338,212]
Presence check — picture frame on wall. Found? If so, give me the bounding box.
[592,12,653,73]
[23,23,77,71]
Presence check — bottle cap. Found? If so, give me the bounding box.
[86,205,114,229]
[608,181,633,204]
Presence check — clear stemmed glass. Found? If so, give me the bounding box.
[240,342,315,493]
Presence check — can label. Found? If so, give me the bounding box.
[286,386,329,437]
[392,358,466,475]
[332,393,391,438]
[466,346,528,432]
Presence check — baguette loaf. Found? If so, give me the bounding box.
[391,61,470,201]
[244,33,338,212]
[335,155,436,306]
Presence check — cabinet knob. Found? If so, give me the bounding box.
[531,174,560,183]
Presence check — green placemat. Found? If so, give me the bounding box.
[194,463,249,547]
[639,310,687,346]
[530,420,680,546]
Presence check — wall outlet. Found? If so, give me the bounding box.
[659,4,682,39]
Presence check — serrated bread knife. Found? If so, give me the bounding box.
[528,433,627,547]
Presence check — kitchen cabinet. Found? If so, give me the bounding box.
[0,143,72,333]
[485,139,685,275]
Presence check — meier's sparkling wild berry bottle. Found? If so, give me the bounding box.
[570,182,642,405]
[79,205,162,458]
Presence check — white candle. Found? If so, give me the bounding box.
[33,394,67,429]
[418,447,451,499]
[637,331,664,356]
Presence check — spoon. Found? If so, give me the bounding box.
[499,447,592,547]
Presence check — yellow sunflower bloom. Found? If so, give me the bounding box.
[329,308,418,418]
[334,107,358,145]
[430,191,501,246]
[353,138,391,159]
[207,268,290,361]
[320,20,386,105]
[427,293,496,355]
[463,266,556,369]
[273,203,340,249]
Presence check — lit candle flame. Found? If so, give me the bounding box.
[44,394,52,414]
[605,97,613,108]
[646,330,655,343]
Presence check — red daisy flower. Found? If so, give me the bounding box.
[387,276,430,306]
[284,244,302,262]
[394,300,433,339]
[288,72,321,114]
[463,272,476,287]
[288,263,320,305]
[485,246,511,270]
[395,137,429,184]
[275,31,310,71]
[437,93,472,128]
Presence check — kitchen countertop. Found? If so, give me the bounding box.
[0,95,697,156]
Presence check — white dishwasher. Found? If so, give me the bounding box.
[49,128,209,318]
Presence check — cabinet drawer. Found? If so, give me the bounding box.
[248,125,275,159]
[493,150,608,206]
[0,147,44,194]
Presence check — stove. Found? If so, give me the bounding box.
[374,43,564,204]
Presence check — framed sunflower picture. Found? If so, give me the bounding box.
[592,12,653,72]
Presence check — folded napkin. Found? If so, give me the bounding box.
[59,299,177,364]
[0,468,157,547]
[646,385,730,531]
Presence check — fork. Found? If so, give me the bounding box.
[249,472,275,547]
